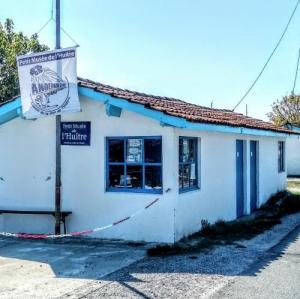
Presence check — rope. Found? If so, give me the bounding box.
[61,26,80,47]
[232,0,300,111]
[0,198,159,239]
[35,18,54,36]
[292,48,300,94]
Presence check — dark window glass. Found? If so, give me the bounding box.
[145,166,162,190]
[179,137,198,191]
[127,165,143,189]
[182,164,190,188]
[145,139,162,163]
[109,139,124,162]
[107,137,162,193]
[109,165,125,188]
[180,138,196,163]
[179,165,183,189]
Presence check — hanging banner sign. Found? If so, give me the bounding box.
[17,47,80,119]
[61,121,91,146]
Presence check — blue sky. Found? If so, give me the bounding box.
[1,0,300,120]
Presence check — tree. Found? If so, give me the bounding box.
[0,19,48,103]
[267,94,300,126]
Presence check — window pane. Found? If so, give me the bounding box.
[127,165,143,189]
[179,138,183,162]
[109,139,124,162]
[190,162,197,187]
[109,165,125,188]
[126,139,143,163]
[145,139,162,163]
[179,165,183,188]
[181,138,196,162]
[145,166,162,190]
[182,164,190,188]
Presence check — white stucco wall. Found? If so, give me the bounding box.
[0,96,176,243]
[60,96,177,243]
[0,95,287,243]
[0,116,56,233]
[173,130,286,241]
[286,137,300,176]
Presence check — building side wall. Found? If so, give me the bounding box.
[0,95,287,243]
[173,130,286,241]
[0,117,56,233]
[286,137,300,176]
[61,97,176,243]
[0,96,176,243]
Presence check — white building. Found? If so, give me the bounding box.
[286,125,300,176]
[0,78,295,243]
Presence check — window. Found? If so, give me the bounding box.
[106,137,162,193]
[179,137,198,192]
[278,141,285,172]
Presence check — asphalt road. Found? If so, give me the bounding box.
[213,225,300,299]
[0,213,299,298]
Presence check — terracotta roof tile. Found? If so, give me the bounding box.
[78,77,293,134]
[0,78,295,135]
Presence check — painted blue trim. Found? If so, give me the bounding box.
[250,140,258,212]
[106,188,162,194]
[106,136,163,194]
[285,124,300,132]
[79,86,291,138]
[79,86,187,128]
[179,186,200,194]
[0,88,294,138]
[0,98,22,115]
[278,141,285,173]
[178,137,199,192]
[0,97,22,125]
[236,139,245,218]
[105,103,122,117]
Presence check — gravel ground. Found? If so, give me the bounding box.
[58,211,300,299]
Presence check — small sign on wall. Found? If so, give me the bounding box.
[61,122,91,146]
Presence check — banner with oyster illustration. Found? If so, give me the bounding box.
[17,47,80,119]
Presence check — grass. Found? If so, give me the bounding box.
[148,191,300,256]
[287,179,300,194]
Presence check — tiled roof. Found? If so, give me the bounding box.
[0,78,294,134]
[78,78,292,134]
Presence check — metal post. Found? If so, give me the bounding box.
[55,0,62,235]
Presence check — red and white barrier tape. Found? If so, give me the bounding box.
[0,198,159,239]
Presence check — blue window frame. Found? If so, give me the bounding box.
[179,137,198,192]
[106,136,162,193]
[278,141,285,173]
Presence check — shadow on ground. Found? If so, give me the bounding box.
[0,224,299,282]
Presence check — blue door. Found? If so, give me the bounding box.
[236,140,244,218]
[250,141,258,212]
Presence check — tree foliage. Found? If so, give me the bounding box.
[0,19,48,103]
[267,94,300,126]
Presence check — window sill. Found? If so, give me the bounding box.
[106,188,163,194]
[179,187,200,194]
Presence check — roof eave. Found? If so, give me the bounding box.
[0,97,22,125]
[79,86,293,138]
[0,89,294,138]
